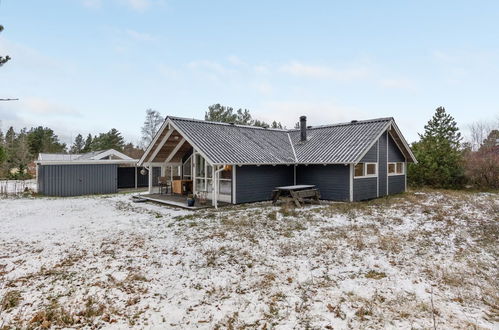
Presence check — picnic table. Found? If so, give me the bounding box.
[271,184,321,207]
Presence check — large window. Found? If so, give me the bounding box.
[193,153,232,202]
[354,162,377,178]
[388,162,405,175]
[182,155,192,179]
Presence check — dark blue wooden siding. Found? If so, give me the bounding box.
[378,132,387,196]
[353,177,378,201]
[296,164,350,201]
[388,175,405,194]
[235,165,293,203]
[388,134,406,162]
[38,164,118,197]
[360,143,378,162]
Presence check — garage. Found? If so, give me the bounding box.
[36,149,158,197]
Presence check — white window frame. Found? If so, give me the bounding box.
[354,162,378,178]
[388,162,405,176]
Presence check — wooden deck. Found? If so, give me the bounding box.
[134,193,228,210]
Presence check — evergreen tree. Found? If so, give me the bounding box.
[70,134,84,154]
[253,119,270,128]
[82,134,93,153]
[205,104,282,128]
[0,25,11,67]
[480,129,499,150]
[205,104,239,123]
[0,145,5,164]
[0,128,5,169]
[5,128,31,178]
[141,109,164,148]
[26,126,66,156]
[271,121,283,129]
[408,107,465,188]
[90,128,125,151]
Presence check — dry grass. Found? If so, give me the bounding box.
[1,188,497,329]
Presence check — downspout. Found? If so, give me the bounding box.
[214,165,225,209]
[147,163,153,194]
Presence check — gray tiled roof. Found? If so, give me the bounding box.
[38,150,131,162]
[169,116,393,165]
[38,151,105,161]
[170,117,296,164]
[289,118,392,163]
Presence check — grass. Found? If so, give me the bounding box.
[1,290,22,312]
[1,188,498,329]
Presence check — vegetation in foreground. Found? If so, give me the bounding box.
[0,189,497,329]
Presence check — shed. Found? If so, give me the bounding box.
[36,149,154,196]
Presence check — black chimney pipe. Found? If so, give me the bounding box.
[300,115,307,141]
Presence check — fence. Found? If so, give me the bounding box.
[0,179,37,196]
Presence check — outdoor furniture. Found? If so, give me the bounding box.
[172,179,193,195]
[158,176,171,194]
[272,184,320,207]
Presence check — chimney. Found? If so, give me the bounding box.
[300,115,307,141]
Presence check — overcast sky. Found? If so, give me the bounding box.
[1,0,498,146]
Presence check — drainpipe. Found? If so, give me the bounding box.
[214,165,225,209]
[147,164,153,194]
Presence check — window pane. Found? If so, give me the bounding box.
[388,163,396,174]
[195,154,205,176]
[183,156,192,177]
[354,163,364,177]
[396,163,404,174]
[366,164,376,175]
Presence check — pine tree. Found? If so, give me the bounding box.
[408,107,465,188]
[82,134,93,153]
[26,127,66,156]
[70,134,84,154]
[90,129,125,151]
[271,121,283,129]
[480,129,499,150]
[205,104,281,128]
[0,25,11,67]
[0,128,5,169]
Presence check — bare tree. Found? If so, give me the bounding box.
[141,109,164,148]
[466,120,496,151]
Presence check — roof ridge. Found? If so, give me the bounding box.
[288,117,393,131]
[169,115,392,132]
[168,116,288,131]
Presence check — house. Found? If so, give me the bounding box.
[138,115,417,207]
[36,149,150,196]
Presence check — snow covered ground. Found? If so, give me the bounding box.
[0,190,497,329]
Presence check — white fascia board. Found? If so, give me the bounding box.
[164,138,186,163]
[287,132,298,162]
[145,128,175,164]
[353,121,392,165]
[36,159,138,165]
[138,119,171,165]
[92,149,133,161]
[168,119,216,166]
[221,162,353,166]
[390,121,418,164]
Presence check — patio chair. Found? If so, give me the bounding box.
[158,176,171,195]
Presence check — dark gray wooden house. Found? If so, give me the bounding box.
[138,115,417,207]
